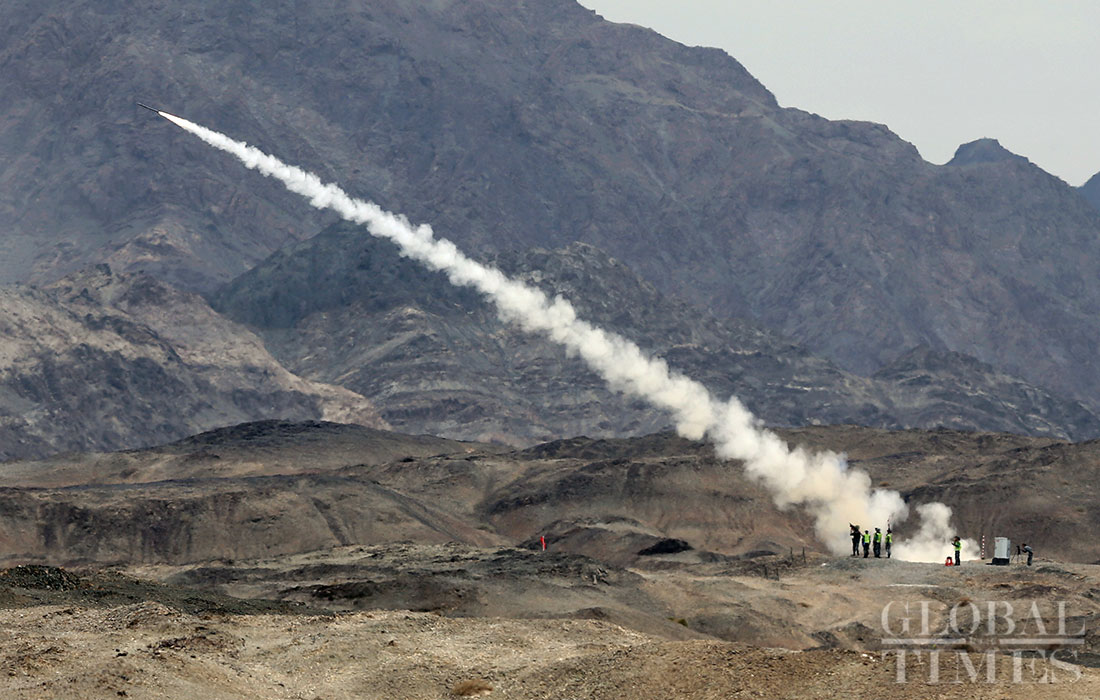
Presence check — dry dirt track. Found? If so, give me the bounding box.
[3,604,1098,700]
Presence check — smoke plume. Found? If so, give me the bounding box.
[154,110,975,562]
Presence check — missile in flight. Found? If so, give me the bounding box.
[136,102,160,114]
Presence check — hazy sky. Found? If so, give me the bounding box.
[579,1,1100,186]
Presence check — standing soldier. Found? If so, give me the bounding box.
[850,524,861,557]
[885,529,893,559]
[952,536,962,566]
[873,528,882,558]
[1022,543,1033,566]
[862,530,871,558]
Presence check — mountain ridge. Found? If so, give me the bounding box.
[211,223,1100,444]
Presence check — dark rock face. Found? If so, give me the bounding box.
[638,538,693,556]
[3,0,1100,419]
[871,346,1100,438]
[1081,171,1100,213]
[211,223,1100,443]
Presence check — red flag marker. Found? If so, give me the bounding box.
[540,536,546,551]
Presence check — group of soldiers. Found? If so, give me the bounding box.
[850,523,891,558]
[846,527,1035,566]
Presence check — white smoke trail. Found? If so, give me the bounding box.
[155,110,975,563]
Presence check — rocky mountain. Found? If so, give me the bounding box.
[870,346,1100,435]
[6,224,1095,463]
[4,0,1100,418]
[0,267,384,461]
[210,223,1100,444]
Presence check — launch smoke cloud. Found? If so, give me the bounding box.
[153,109,974,562]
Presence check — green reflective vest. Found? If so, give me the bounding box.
[953,540,962,551]
[862,533,871,544]
[885,533,892,545]
[873,532,881,543]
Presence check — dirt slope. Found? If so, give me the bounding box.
[4,422,1100,566]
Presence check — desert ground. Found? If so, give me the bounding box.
[3,550,1099,698]
[2,421,1099,698]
